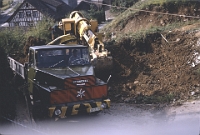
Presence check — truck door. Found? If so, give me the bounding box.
[27,50,36,94]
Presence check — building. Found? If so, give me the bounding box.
[6,0,72,27]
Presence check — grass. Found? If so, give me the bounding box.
[105,20,200,48]
[102,0,196,32]
[135,93,175,104]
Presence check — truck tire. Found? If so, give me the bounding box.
[32,104,47,122]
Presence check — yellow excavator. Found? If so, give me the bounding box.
[48,11,113,71]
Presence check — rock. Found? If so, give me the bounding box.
[176,38,180,42]
[115,94,121,98]
[134,81,139,84]
[124,97,131,103]
[191,91,195,95]
[191,101,195,104]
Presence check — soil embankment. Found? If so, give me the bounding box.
[104,1,200,104]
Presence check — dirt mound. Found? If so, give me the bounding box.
[106,1,200,104]
[109,27,200,104]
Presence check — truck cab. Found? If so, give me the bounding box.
[25,45,110,118]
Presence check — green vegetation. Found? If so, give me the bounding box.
[135,93,175,104]
[103,0,196,32]
[105,20,199,48]
[110,0,139,13]
[102,0,200,47]
[79,5,105,23]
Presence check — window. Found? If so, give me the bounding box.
[14,22,19,26]
[19,12,24,18]
[32,11,38,17]
[68,48,90,66]
[26,3,29,7]
[26,11,31,17]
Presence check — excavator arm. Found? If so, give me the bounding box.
[48,11,113,71]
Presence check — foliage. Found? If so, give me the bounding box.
[107,20,199,48]
[103,0,195,32]
[135,93,174,104]
[84,4,105,23]
[26,15,54,43]
[88,5,105,23]
[0,27,25,54]
[111,0,139,13]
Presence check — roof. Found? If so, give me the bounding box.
[30,45,87,50]
[41,0,62,7]
[7,0,72,22]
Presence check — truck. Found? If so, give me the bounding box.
[8,44,110,119]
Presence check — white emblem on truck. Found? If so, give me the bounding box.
[77,88,85,98]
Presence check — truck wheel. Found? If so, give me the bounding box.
[32,105,47,122]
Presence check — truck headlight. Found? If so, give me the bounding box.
[101,103,107,109]
[54,109,61,116]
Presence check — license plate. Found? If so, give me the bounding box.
[90,107,100,113]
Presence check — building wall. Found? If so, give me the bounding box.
[9,2,43,27]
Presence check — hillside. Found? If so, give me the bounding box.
[102,0,200,104]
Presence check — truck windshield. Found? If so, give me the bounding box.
[36,48,90,68]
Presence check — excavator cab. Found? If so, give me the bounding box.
[61,19,76,35]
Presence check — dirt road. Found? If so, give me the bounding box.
[0,100,200,135]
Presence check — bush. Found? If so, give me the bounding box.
[0,27,25,54]
[79,5,105,23]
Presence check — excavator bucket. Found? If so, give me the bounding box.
[92,56,113,72]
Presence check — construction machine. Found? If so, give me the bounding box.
[48,11,113,71]
[7,11,112,120]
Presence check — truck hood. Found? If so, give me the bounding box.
[37,65,94,79]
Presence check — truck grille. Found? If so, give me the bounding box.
[50,85,107,104]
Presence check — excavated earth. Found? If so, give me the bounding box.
[105,2,200,104]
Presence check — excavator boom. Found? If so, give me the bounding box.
[48,11,113,71]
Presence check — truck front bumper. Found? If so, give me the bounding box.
[48,99,110,118]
